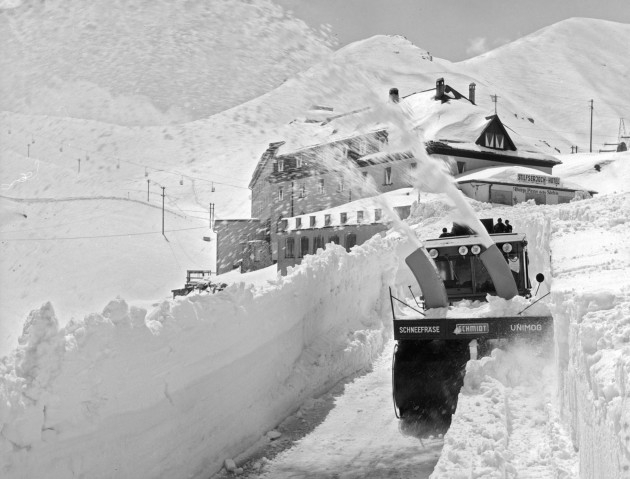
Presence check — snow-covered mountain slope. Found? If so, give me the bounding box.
[1,16,628,363]
[0,0,333,125]
[1,17,629,477]
[458,18,630,152]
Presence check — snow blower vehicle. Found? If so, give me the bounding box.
[391,220,553,419]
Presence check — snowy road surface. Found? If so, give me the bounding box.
[239,344,444,478]
[225,340,578,479]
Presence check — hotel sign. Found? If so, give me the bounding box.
[514,187,559,195]
[517,173,560,186]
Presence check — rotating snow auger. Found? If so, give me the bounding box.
[391,221,553,420]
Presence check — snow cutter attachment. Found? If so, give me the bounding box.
[392,229,553,419]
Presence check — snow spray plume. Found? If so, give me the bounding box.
[371,99,495,248]
[282,67,489,249]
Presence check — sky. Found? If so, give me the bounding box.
[277,0,630,61]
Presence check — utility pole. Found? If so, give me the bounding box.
[209,203,215,229]
[77,158,81,174]
[589,99,594,153]
[27,143,30,158]
[147,179,150,201]
[161,187,166,236]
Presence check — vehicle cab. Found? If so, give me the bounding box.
[423,232,531,303]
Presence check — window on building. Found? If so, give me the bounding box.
[299,236,309,258]
[338,179,344,192]
[356,138,368,154]
[254,247,261,262]
[277,159,284,172]
[345,233,357,252]
[357,210,364,223]
[328,235,339,246]
[490,189,513,205]
[286,237,295,258]
[318,179,325,194]
[374,208,382,221]
[313,236,324,253]
[296,157,303,168]
[362,171,369,179]
[394,205,411,220]
[299,184,306,198]
[485,133,505,150]
[410,162,417,169]
[384,166,392,185]
[340,212,347,224]
[296,217,302,229]
[278,187,284,201]
[310,216,316,227]
[325,214,331,226]
[457,161,466,174]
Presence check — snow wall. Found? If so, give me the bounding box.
[549,197,630,478]
[0,236,399,478]
[432,194,630,478]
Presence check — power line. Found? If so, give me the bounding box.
[0,124,250,190]
[0,225,208,242]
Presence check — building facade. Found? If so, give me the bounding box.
[219,78,566,275]
[456,167,597,205]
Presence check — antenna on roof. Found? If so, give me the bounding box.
[490,94,499,115]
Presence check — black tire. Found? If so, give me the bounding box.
[393,340,469,419]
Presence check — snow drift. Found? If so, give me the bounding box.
[0,236,398,478]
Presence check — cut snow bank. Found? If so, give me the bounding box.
[548,193,630,478]
[431,191,630,478]
[433,347,578,479]
[0,235,399,478]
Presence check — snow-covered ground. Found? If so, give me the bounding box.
[1,8,629,478]
[1,151,628,478]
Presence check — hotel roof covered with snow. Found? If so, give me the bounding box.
[215,78,592,274]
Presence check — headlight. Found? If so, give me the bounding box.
[429,248,438,258]
[502,243,513,253]
[458,246,468,256]
[471,245,481,255]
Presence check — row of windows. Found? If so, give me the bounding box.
[275,137,385,173]
[293,209,382,229]
[276,164,416,201]
[284,233,357,258]
[485,133,505,150]
[277,157,304,172]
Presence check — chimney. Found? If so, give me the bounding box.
[389,87,399,103]
[435,78,445,99]
[469,82,476,105]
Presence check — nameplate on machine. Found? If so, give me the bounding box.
[453,323,489,335]
[397,325,440,335]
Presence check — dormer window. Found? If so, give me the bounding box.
[277,159,285,172]
[384,166,392,185]
[475,117,516,151]
[485,133,505,149]
[296,157,303,168]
